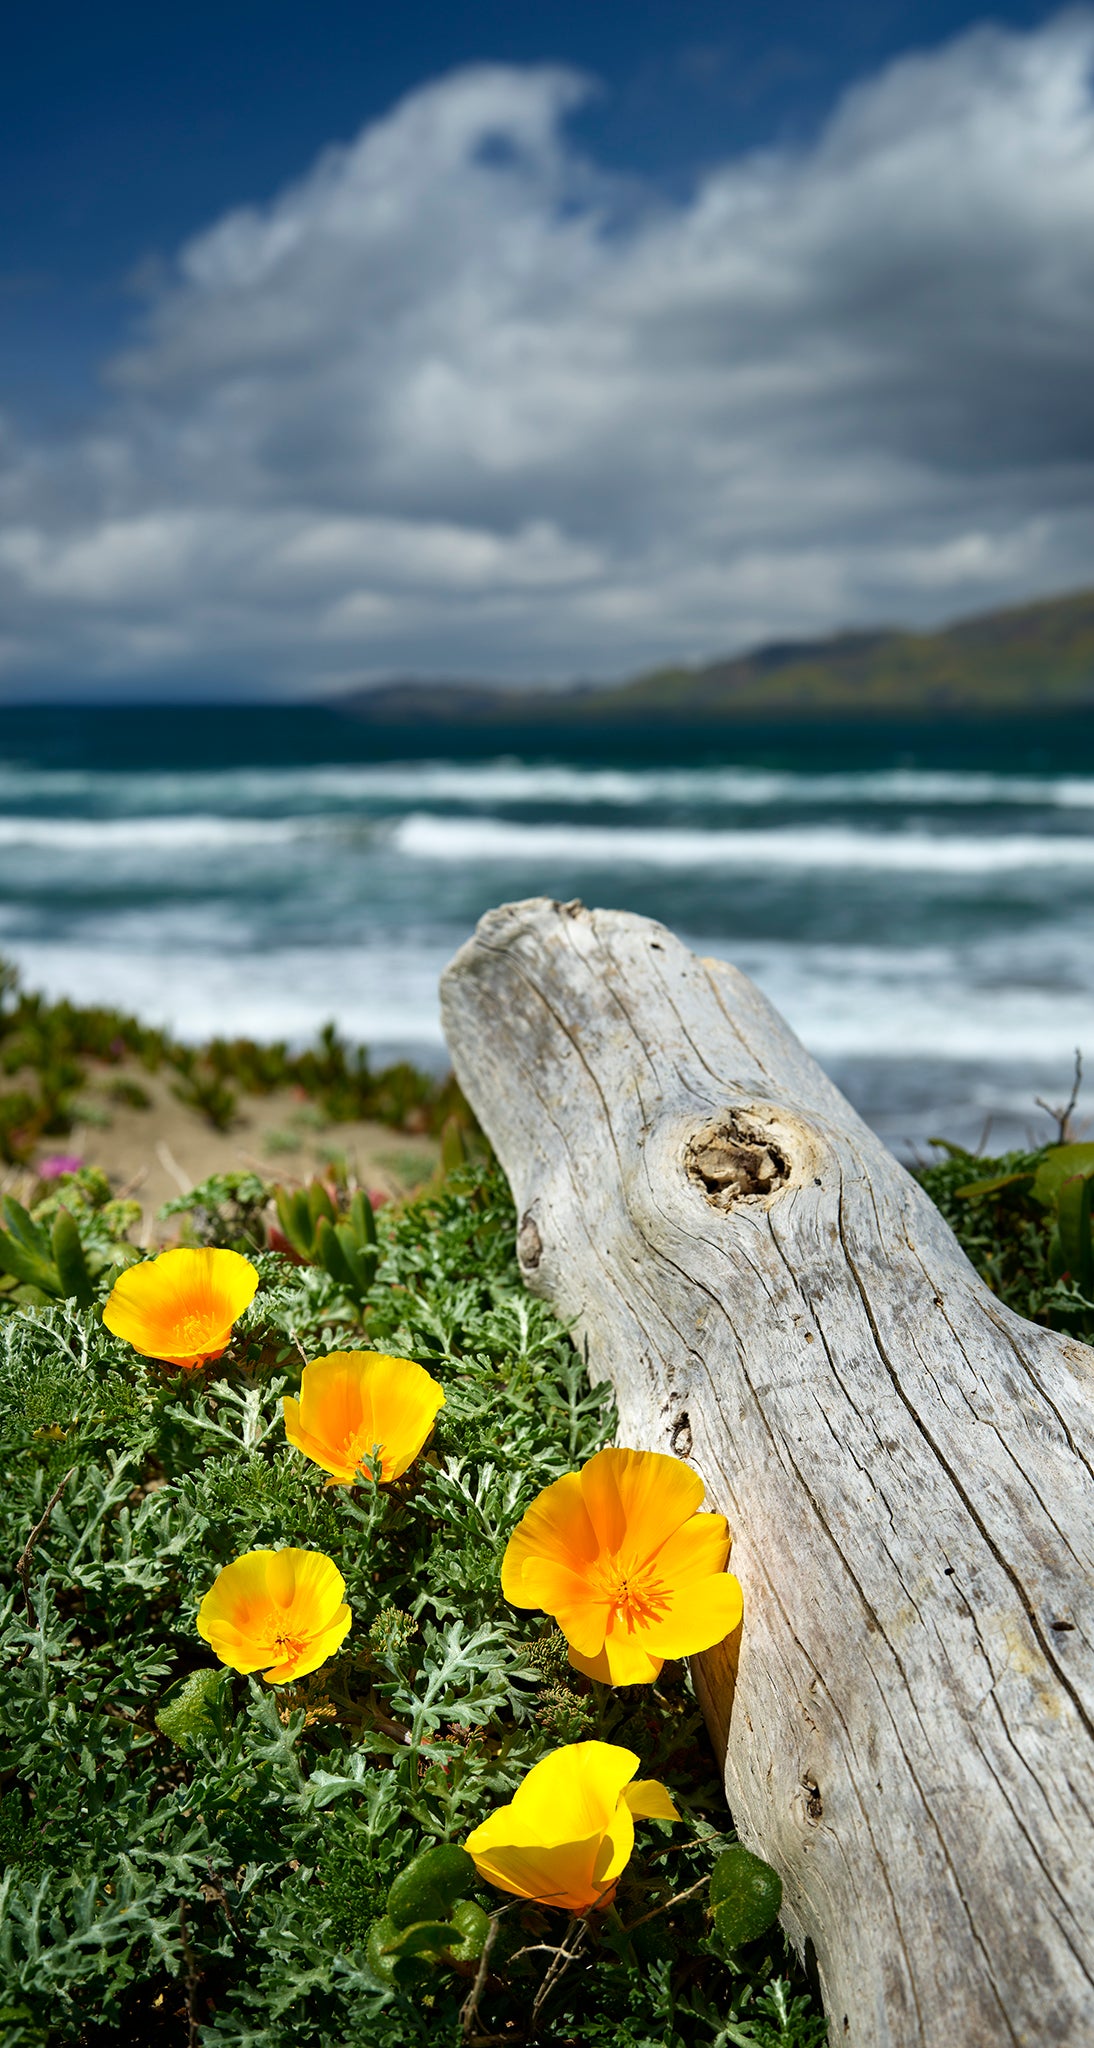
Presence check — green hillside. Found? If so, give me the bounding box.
[623,587,1094,717]
[338,585,1094,721]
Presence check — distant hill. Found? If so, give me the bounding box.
[333,586,1094,723]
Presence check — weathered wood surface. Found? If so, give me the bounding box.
[440,898,1094,2048]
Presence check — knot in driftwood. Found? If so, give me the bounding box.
[516,1210,543,1272]
[685,1111,799,1209]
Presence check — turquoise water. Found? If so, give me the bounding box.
[2,705,1093,1157]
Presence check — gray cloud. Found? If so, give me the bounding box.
[4,19,1094,696]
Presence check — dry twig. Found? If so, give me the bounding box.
[178,1900,201,2048]
[459,1914,500,2039]
[15,1466,76,1628]
[529,1917,587,2036]
[620,1873,710,1934]
[1036,1048,1085,1144]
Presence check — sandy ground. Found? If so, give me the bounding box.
[1,1059,440,1238]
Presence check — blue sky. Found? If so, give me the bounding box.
[0,1,1088,698]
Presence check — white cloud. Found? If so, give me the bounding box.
[5,20,1094,695]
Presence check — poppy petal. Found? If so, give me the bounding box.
[464,1743,671,1915]
[103,1247,258,1365]
[565,1641,618,1684]
[463,1823,606,1912]
[650,1512,732,1584]
[580,1447,705,1560]
[195,1547,350,1684]
[509,1742,639,1840]
[500,1471,599,1604]
[300,1354,364,1448]
[284,1351,443,1485]
[282,1548,346,1614]
[623,1779,681,1822]
[571,1629,664,1686]
[639,1573,743,1657]
[514,1561,610,1653]
[591,1796,635,1888]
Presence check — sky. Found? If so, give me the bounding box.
[0,0,1090,700]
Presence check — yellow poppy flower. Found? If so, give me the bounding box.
[464,1740,679,1913]
[501,1445,742,1686]
[102,1246,259,1368]
[196,1547,351,1683]
[282,1349,444,1486]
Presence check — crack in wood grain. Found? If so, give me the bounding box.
[835,1187,1094,1758]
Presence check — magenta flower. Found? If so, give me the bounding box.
[37,1155,84,1180]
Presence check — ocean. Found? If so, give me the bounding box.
[2,703,1093,1160]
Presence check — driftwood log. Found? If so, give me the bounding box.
[440,898,1094,2048]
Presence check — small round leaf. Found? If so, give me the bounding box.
[709,1843,783,1949]
[447,1898,490,1962]
[155,1668,227,1749]
[387,1844,478,1928]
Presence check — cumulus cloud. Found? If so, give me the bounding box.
[5,17,1094,695]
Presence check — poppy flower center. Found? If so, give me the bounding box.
[172,1310,222,1348]
[269,1622,308,1660]
[343,1426,386,1472]
[592,1556,669,1634]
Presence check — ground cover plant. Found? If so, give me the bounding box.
[0,1154,820,2048]
[916,1069,1094,1341]
[0,955,466,1164]
[7,1027,1090,2048]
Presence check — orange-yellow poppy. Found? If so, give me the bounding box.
[282,1349,444,1486]
[464,1740,679,1913]
[196,1547,351,1683]
[102,1246,259,1368]
[501,1445,742,1685]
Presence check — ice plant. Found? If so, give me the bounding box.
[102,1246,258,1368]
[464,1741,679,1913]
[196,1547,351,1683]
[282,1349,444,1485]
[501,1445,742,1685]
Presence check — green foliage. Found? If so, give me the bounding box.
[0,1086,39,1166]
[0,1198,97,1309]
[1018,1144,1094,1299]
[167,1049,240,1132]
[344,584,1094,724]
[159,1172,271,1252]
[0,1155,820,2047]
[155,1667,231,1751]
[272,1179,379,1307]
[366,1845,488,1987]
[0,1173,140,1317]
[918,1136,1094,1337]
[273,1177,337,1259]
[0,958,476,1164]
[708,1847,783,1953]
[0,968,169,1162]
[106,1075,153,1111]
[184,1017,473,1140]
